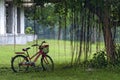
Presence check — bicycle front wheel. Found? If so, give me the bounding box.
[11,55,29,72]
[41,55,54,71]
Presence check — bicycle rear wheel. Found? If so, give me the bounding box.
[41,55,54,71]
[11,55,29,72]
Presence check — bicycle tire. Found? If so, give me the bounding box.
[11,55,29,72]
[41,55,54,71]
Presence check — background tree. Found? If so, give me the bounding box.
[84,0,120,63]
[15,0,120,64]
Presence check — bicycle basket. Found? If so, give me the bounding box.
[42,45,49,53]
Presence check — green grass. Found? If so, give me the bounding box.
[1,39,120,80]
[0,39,72,66]
[0,66,120,80]
[0,39,104,66]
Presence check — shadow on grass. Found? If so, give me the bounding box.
[0,63,120,80]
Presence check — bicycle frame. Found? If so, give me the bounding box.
[25,49,46,63]
[11,41,53,72]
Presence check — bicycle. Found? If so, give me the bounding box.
[11,41,54,72]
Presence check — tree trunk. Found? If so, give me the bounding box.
[84,0,116,62]
[102,10,115,62]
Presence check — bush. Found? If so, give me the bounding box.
[114,44,120,65]
[82,45,120,69]
[89,50,107,68]
[25,27,34,34]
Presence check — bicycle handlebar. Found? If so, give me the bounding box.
[31,44,38,47]
[31,41,46,47]
[23,41,46,51]
[40,41,46,45]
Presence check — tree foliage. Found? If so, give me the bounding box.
[14,0,120,64]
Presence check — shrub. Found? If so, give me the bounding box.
[114,44,120,65]
[82,45,120,69]
[89,50,107,68]
[25,27,34,34]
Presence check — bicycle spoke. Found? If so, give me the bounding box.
[41,55,54,71]
[11,55,29,72]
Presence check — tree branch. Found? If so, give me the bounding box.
[84,0,104,22]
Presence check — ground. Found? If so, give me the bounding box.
[0,40,119,80]
[0,66,120,80]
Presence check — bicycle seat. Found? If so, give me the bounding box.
[22,47,30,51]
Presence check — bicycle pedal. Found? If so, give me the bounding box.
[25,62,35,66]
[35,66,43,71]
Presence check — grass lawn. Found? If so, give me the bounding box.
[0,66,120,80]
[0,39,104,66]
[1,39,120,80]
[0,39,73,66]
